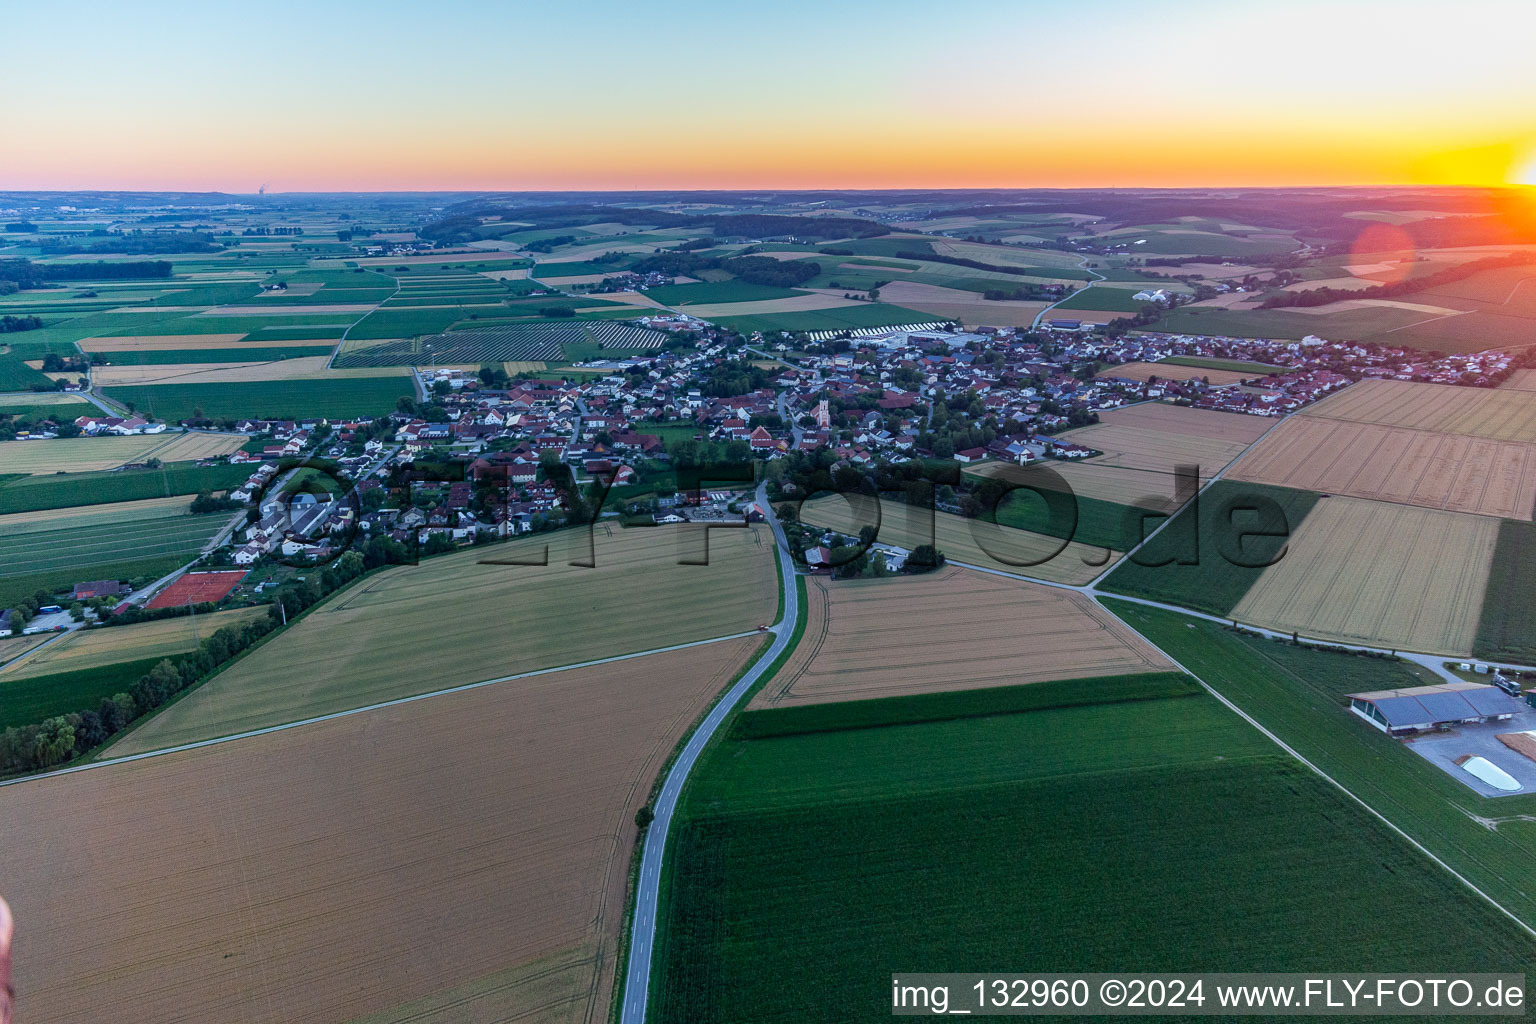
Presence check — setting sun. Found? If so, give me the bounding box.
[1515,148,1536,186]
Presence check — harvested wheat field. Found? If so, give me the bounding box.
[876,281,1049,327]
[1499,369,1536,392]
[80,334,250,351]
[1301,379,1536,443]
[0,392,88,409]
[1227,417,1536,520]
[104,524,777,755]
[1059,423,1258,472]
[1099,361,1261,386]
[1,608,266,679]
[1,635,761,1024]
[0,634,46,668]
[1231,496,1497,654]
[0,434,172,474]
[752,568,1169,708]
[147,431,247,462]
[534,273,617,287]
[963,458,1194,509]
[799,494,1116,585]
[92,358,403,385]
[1098,401,1274,443]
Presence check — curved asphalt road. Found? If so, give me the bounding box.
[619,484,799,1024]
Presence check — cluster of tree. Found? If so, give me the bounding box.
[630,252,820,289]
[4,221,36,232]
[39,352,86,372]
[189,490,242,514]
[523,235,579,253]
[539,306,576,318]
[0,411,79,441]
[666,436,752,469]
[983,285,1058,301]
[239,226,304,235]
[40,232,221,256]
[0,315,43,334]
[700,358,773,398]
[896,251,1085,281]
[1257,252,1536,309]
[420,202,891,246]
[1103,303,1171,338]
[0,258,173,293]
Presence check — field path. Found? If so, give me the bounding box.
[1031,255,1106,329]
[325,271,401,369]
[619,483,799,1024]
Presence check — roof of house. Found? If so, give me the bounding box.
[1350,682,1523,728]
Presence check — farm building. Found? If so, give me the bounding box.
[1348,682,1524,736]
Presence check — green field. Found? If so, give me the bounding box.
[708,302,936,334]
[0,655,166,731]
[102,376,414,423]
[1103,599,1536,929]
[654,675,1535,1021]
[0,500,229,606]
[0,461,251,515]
[1099,481,1321,616]
[983,480,1148,550]
[731,671,1197,739]
[1475,518,1536,662]
[0,349,55,390]
[101,313,364,338]
[0,398,91,422]
[645,281,806,305]
[239,325,351,343]
[93,345,337,365]
[344,307,468,340]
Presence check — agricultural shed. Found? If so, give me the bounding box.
[1349,682,1523,735]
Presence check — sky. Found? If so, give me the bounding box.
[5,0,1536,193]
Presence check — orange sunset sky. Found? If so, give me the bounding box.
[5,0,1536,192]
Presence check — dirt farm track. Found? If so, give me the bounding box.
[0,636,762,1024]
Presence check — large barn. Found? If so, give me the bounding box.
[1348,682,1524,736]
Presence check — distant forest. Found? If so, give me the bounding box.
[421,203,889,246]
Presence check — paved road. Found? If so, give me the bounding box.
[1030,255,1106,329]
[0,389,117,417]
[326,273,400,370]
[619,483,799,1024]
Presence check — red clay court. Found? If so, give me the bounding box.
[144,570,249,610]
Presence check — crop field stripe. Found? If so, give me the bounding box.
[0,515,227,577]
[1097,598,1536,940]
[4,629,763,789]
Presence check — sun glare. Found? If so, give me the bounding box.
[1514,148,1536,186]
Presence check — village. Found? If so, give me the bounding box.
[0,315,1525,634]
